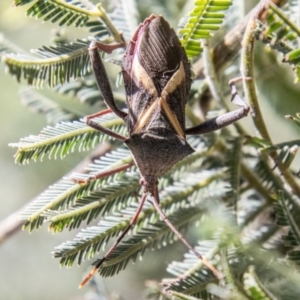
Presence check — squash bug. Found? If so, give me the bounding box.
[76,15,250,287]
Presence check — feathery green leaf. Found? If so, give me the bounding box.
[54,173,228,272]
[13,0,102,27]
[21,148,134,231]
[179,0,232,58]
[255,5,300,82]
[165,239,219,295]
[274,191,300,267]
[9,112,126,164]
[3,40,92,87]
[243,266,276,300]
[20,136,211,232]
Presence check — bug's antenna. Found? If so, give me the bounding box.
[151,186,223,280]
[79,192,148,288]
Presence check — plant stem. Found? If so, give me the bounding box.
[241,0,300,197]
[240,3,271,142]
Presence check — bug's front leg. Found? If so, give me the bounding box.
[185,78,251,135]
[85,109,128,142]
[89,41,127,120]
[72,109,131,184]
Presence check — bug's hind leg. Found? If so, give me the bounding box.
[79,192,148,288]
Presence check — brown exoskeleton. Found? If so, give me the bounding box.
[76,15,250,287]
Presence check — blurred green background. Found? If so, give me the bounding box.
[0,0,299,299]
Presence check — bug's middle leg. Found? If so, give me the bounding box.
[186,78,251,135]
[72,108,131,184]
[83,108,128,141]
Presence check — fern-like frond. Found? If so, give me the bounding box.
[9,112,126,164]
[95,208,206,278]
[54,206,202,271]
[21,177,102,231]
[19,88,78,124]
[13,0,102,27]
[53,172,228,270]
[224,137,242,215]
[274,191,300,267]
[21,148,134,231]
[50,140,214,232]
[179,0,232,58]
[47,172,139,233]
[3,40,92,87]
[253,159,284,191]
[13,1,124,44]
[243,266,276,300]
[20,136,210,232]
[164,240,219,295]
[5,2,126,88]
[266,3,300,45]
[255,5,300,82]
[56,207,206,276]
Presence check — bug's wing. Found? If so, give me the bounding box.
[122,15,191,137]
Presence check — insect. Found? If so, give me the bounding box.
[77,14,250,287]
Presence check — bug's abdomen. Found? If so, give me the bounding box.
[125,129,194,178]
